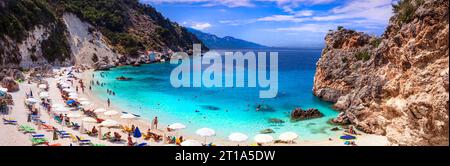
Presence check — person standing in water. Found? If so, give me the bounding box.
[107,98,111,107]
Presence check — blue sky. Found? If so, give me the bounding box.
[139,0,396,48]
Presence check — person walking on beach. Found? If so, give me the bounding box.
[107,98,111,107]
[152,117,158,130]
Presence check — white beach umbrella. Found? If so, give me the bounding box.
[66,112,82,118]
[54,107,69,113]
[104,110,119,116]
[80,101,91,106]
[254,134,274,144]
[0,87,8,93]
[99,119,119,127]
[169,123,186,130]
[196,128,216,144]
[279,132,298,143]
[180,140,202,146]
[228,132,248,142]
[63,88,74,92]
[68,95,78,99]
[68,92,78,96]
[78,98,89,101]
[52,103,64,108]
[120,114,136,119]
[25,98,39,104]
[82,117,97,123]
[94,108,107,113]
[60,84,70,88]
[39,92,49,99]
[38,84,47,89]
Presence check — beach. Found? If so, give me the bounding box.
[0,67,390,146]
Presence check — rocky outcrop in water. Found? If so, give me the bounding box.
[313,0,449,145]
[290,108,324,121]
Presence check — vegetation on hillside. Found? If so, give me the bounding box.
[0,0,71,63]
[393,0,425,24]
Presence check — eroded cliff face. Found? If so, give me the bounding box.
[313,0,449,145]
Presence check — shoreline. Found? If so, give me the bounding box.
[0,67,390,146]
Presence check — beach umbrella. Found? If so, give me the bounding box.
[63,88,74,92]
[26,98,39,105]
[180,140,202,146]
[196,128,216,144]
[66,113,82,118]
[133,127,142,138]
[254,134,273,144]
[52,103,64,108]
[38,84,47,89]
[66,100,76,105]
[39,92,49,99]
[78,98,89,101]
[340,135,356,140]
[80,101,91,106]
[0,87,8,93]
[169,123,186,130]
[54,107,69,113]
[104,110,119,116]
[81,117,97,134]
[120,114,136,119]
[100,119,118,128]
[94,108,107,113]
[279,132,298,143]
[60,83,70,88]
[82,117,97,123]
[228,132,248,143]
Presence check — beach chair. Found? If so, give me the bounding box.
[136,143,147,147]
[18,125,36,134]
[31,137,48,146]
[143,133,151,140]
[121,125,132,133]
[2,118,17,125]
[69,134,79,143]
[76,136,92,146]
[44,142,62,146]
[42,124,54,131]
[56,130,71,138]
[71,122,80,130]
[31,134,45,138]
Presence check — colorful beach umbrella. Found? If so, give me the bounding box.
[340,135,356,140]
[228,132,248,142]
[66,100,76,105]
[133,127,142,138]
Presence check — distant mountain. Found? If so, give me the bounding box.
[187,28,268,49]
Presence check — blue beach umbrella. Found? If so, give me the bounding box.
[340,135,356,140]
[66,100,76,105]
[133,127,142,138]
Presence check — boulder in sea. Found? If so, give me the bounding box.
[290,108,324,121]
[260,128,275,134]
[331,127,340,131]
[1,77,19,92]
[268,118,285,124]
[116,76,132,81]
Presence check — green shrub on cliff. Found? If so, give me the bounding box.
[393,0,425,24]
[354,50,371,61]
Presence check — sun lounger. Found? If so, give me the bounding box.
[31,137,48,146]
[2,118,17,125]
[136,143,147,147]
[71,122,80,130]
[76,136,92,146]
[18,125,36,134]
[42,124,54,131]
[31,134,45,138]
[56,130,71,138]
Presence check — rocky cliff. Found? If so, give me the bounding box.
[0,0,206,71]
[313,0,448,145]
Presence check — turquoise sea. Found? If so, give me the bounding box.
[92,49,340,141]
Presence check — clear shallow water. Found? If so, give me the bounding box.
[92,49,340,141]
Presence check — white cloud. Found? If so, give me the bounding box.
[141,0,254,7]
[272,24,334,33]
[257,15,308,22]
[191,22,212,30]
